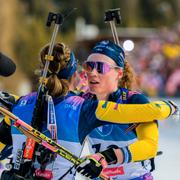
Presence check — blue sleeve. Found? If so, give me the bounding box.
[78,99,110,144]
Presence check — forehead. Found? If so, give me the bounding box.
[87,53,116,65]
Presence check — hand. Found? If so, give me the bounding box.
[76,153,107,179]
[76,148,118,179]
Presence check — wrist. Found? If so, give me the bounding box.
[100,148,117,165]
[119,147,132,163]
[114,148,124,164]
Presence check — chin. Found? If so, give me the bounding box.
[89,87,96,92]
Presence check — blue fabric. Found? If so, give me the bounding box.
[11,92,106,144]
[78,98,106,144]
[57,52,77,79]
[91,40,125,68]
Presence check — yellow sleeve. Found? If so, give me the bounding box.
[96,101,171,123]
[128,122,158,161]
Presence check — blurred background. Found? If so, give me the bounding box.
[0,0,179,179]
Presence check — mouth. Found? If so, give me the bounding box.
[89,80,99,85]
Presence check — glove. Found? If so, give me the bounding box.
[76,154,107,179]
[76,148,117,179]
[167,100,179,121]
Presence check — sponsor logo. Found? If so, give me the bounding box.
[35,169,53,179]
[102,166,125,177]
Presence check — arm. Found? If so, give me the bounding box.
[96,100,173,123]
[114,121,158,163]
[76,122,159,179]
[129,122,158,161]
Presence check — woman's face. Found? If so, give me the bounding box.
[85,53,123,99]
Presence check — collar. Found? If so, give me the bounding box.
[108,88,122,102]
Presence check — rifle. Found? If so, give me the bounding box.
[23,12,63,161]
[0,106,110,180]
[104,8,121,46]
[104,8,139,133]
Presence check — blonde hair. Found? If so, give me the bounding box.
[40,43,71,97]
[118,60,135,90]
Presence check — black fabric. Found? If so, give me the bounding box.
[101,148,117,164]
[0,52,16,77]
[1,169,49,180]
[0,121,12,145]
[1,170,24,180]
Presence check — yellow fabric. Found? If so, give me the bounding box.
[0,142,6,151]
[4,116,11,126]
[12,94,19,101]
[96,101,171,123]
[129,122,158,161]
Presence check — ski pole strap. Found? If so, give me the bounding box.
[46,95,57,141]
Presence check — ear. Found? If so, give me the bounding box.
[117,69,123,79]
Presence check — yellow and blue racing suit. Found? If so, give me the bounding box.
[0,91,172,180]
[87,88,159,180]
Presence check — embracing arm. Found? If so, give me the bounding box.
[112,122,158,164]
[129,122,158,161]
[95,100,173,123]
[76,122,159,179]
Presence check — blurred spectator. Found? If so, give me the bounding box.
[166,67,180,97]
[76,23,180,97]
[128,24,180,97]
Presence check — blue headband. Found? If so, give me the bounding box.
[57,52,77,79]
[91,40,125,68]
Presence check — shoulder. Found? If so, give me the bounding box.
[64,95,84,104]
[56,96,85,110]
[14,92,37,107]
[128,91,149,104]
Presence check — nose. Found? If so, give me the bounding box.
[89,68,98,75]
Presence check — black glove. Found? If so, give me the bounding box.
[76,148,117,179]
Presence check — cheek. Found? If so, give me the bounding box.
[99,74,115,87]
